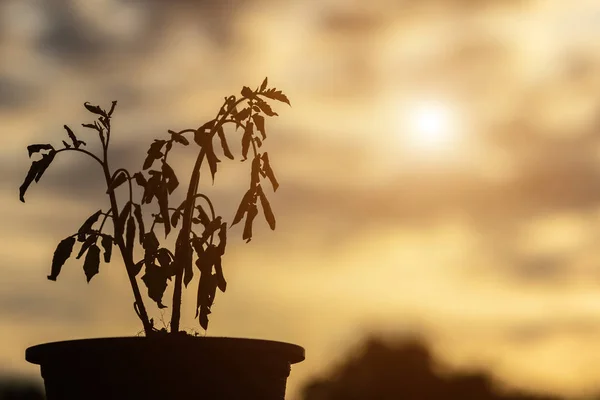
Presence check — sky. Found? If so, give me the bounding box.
[3,0,600,398]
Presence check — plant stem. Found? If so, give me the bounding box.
[102,142,153,335]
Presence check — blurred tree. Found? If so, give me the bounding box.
[302,337,565,400]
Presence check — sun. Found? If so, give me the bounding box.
[406,101,457,152]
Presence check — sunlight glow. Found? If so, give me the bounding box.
[406,102,457,152]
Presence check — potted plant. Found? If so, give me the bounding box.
[20,79,304,400]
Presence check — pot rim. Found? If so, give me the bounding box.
[26,336,305,365]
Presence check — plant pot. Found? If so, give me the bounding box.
[26,336,305,400]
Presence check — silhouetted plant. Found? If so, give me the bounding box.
[20,78,289,336]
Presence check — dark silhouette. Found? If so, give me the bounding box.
[0,377,44,400]
[302,336,568,400]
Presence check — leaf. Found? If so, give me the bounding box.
[256,99,278,117]
[62,140,71,148]
[19,160,41,203]
[171,209,181,228]
[81,123,98,131]
[198,217,222,245]
[182,242,194,287]
[133,172,147,188]
[241,122,253,161]
[48,236,76,281]
[217,222,227,255]
[214,255,227,292]
[117,202,132,239]
[257,185,276,230]
[196,204,211,227]
[77,234,97,259]
[133,204,145,244]
[261,153,279,191]
[162,162,179,194]
[143,231,160,253]
[63,125,81,149]
[84,102,107,117]
[217,125,234,160]
[100,235,113,263]
[243,203,258,242]
[108,101,117,116]
[236,107,251,122]
[143,140,166,170]
[241,86,254,98]
[231,189,253,227]
[83,244,101,282]
[131,260,144,277]
[156,248,172,269]
[34,150,56,183]
[157,187,171,237]
[251,155,261,187]
[77,210,102,242]
[260,77,268,92]
[141,263,168,308]
[27,144,54,157]
[126,216,136,257]
[252,114,266,140]
[168,130,189,146]
[106,171,128,193]
[262,88,291,106]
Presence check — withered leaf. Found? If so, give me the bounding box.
[236,107,251,122]
[196,204,211,227]
[63,125,81,148]
[217,125,234,160]
[182,242,194,287]
[106,171,128,193]
[168,130,189,146]
[84,102,107,117]
[77,234,97,259]
[252,114,266,139]
[143,231,159,253]
[214,255,227,292]
[117,202,132,239]
[256,99,278,117]
[141,263,168,308]
[48,236,76,281]
[257,185,276,230]
[27,144,54,157]
[133,204,145,244]
[126,216,135,257]
[261,153,279,191]
[231,189,253,227]
[243,203,258,242]
[241,122,253,161]
[251,155,261,187]
[162,162,179,194]
[100,234,113,263]
[83,244,101,283]
[143,140,166,170]
[133,172,147,188]
[157,187,171,237]
[77,210,102,242]
[34,150,56,183]
[108,101,117,116]
[217,222,227,255]
[241,86,254,98]
[19,159,42,202]
[62,140,71,148]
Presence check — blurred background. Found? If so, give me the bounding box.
[3,0,600,398]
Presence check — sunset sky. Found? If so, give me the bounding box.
[3,0,600,398]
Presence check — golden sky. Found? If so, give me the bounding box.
[3,0,600,398]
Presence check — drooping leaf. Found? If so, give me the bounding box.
[261,153,279,191]
[236,107,251,123]
[83,244,101,282]
[171,209,181,228]
[217,126,234,160]
[34,150,56,183]
[27,144,54,157]
[255,99,278,117]
[257,185,276,230]
[241,122,253,161]
[142,171,161,204]
[262,88,291,106]
[143,140,166,170]
[157,187,171,237]
[198,217,222,245]
[106,171,128,193]
[161,162,179,194]
[48,236,76,281]
[19,160,41,203]
[251,155,261,187]
[141,263,168,308]
[143,231,160,253]
[156,248,172,270]
[133,172,147,188]
[133,204,145,244]
[231,189,253,227]
[117,202,132,239]
[196,204,211,227]
[168,130,189,146]
[241,86,254,98]
[252,114,266,139]
[77,234,97,259]
[100,235,113,263]
[84,102,107,117]
[182,242,194,287]
[77,210,102,242]
[243,203,258,242]
[217,222,227,255]
[213,250,227,292]
[126,216,136,257]
[260,77,268,92]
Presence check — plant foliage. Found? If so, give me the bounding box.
[19,78,289,335]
